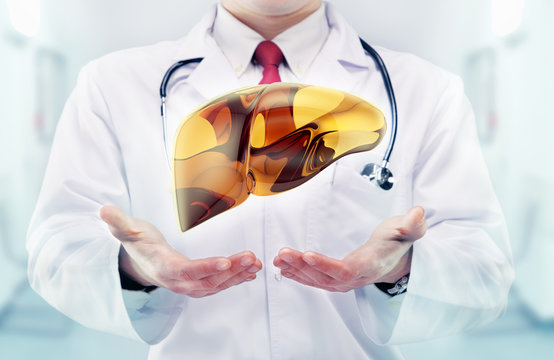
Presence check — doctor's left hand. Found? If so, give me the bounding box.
[273,206,427,292]
[100,206,262,298]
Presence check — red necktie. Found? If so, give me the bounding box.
[254,41,283,84]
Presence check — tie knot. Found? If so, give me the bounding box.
[254,41,283,67]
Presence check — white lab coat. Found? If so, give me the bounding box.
[27,4,513,360]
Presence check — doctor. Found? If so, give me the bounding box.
[27,0,514,359]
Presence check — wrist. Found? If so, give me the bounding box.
[373,247,412,296]
[377,247,412,283]
[118,246,156,288]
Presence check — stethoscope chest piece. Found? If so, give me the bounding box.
[361,162,395,190]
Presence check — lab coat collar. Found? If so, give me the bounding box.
[212,4,264,77]
[212,3,329,80]
[324,3,373,69]
[170,6,216,62]
[170,5,242,100]
[302,3,373,92]
[169,3,375,100]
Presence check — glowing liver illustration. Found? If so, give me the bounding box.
[173,83,386,232]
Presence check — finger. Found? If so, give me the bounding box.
[275,248,339,285]
[172,284,221,298]
[405,206,425,226]
[273,248,299,274]
[399,206,427,241]
[216,265,260,291]
[180,256,233,280]
[274,248,309,274]
[170,260,260,296]
[188,272,258,297]
[281,270,342,292]
[196,252,261,286]
[301,251,354,282]
[185,290,216,298]
[275,256,335,285]
[100,205,139,240]
[274,248,304,266]
[280,263,336,286]
[281,270,317,287]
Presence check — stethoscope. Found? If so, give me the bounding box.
[159,38,397,190]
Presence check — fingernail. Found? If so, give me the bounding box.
[280,254,293,263]
[216,260,231,271]
[303,255,316,265]
[241,256,254,267]
[279,264,289,270]
[246,275,256,281]
[247,265,260,273]
[282,271,293,278]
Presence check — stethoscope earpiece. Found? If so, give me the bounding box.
[361,162,395,190]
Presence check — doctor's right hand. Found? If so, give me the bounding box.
[100,206,262,298]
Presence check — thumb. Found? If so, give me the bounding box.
[400,206,427,241]
[100,205,139,241]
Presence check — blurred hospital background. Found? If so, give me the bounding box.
[1,0,552,358]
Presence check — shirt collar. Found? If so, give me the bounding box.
[212,3,330,78]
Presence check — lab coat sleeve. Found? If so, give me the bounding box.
[354,75,514,344]
[26,62,184,344]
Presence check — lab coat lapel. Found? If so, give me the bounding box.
[168,5,241,101]
[303,4,371,94]
[303,46,357,93]
[305,3,392,165]
[185,42,242,100]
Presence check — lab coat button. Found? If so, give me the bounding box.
[274,268,282,281]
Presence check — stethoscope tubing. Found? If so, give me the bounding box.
[359,38,397,167]
[159,38,398,185]
[160,57,204,167]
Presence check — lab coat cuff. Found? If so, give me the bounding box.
[121,286,186,344]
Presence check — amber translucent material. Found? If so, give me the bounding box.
[173,83,386,232]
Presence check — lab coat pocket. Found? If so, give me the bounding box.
[306,161,407,260]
